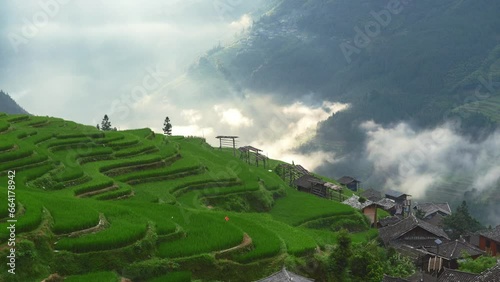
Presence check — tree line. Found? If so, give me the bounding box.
[97,115,173,136]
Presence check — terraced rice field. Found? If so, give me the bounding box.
[0,114,375,281]
[455,94,500,122]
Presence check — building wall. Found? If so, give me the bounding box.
[363,205,378,226]
[347,183,358,191]
[479,236,499,256]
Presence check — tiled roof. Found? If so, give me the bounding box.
[425,239,485,260]
[293,175,325,188]
[385,189,409,198]
[324,182,342,191]
[342,195,379,210]
[377,198,397,210]
[473,261,500,282]
[338,176,360,185]
[361,188,382,202]
[439,268,478,282]
[480,225,500,242]
[255,267,314,282]
[415,202,452,218]
[379,216,402,227]
[294,165,310,175]
[379,214,450,246]
[423,213,446,227]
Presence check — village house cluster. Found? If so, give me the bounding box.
[276,161,500,282]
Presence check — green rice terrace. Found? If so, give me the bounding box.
[0,113,379,282]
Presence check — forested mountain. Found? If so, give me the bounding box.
[195,0,500,137]
[0,90,29,115]
[188,0,500,223]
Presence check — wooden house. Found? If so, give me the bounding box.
[293,175,327,198]
[342,195,383,226]
[422,239,485,270]
[478,225,500,256]
[473,261,500,281]
[413,202,452,227]
[385,189,410,204]
[337,176,361,191]
[378,214,450,248]
[438,268,479,282]
[384,189,411,216]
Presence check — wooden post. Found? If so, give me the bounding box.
[232,138,236,157]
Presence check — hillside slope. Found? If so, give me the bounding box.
[0,90,29,115]
[0,113,374,282]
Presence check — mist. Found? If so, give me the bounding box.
[0,0,347,170]
[361,121,500,225]
[0,0,267,123]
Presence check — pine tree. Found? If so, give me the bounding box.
[163,116,172,136]
[101,115,112,131]
[329,229,352,281]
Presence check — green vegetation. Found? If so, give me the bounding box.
[0,113,384,281]
[65,271,120,282]
[459,253,497,274]
[443,201,484,239]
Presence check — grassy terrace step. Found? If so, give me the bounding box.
[0,121,9,133]
[230,216,283,263]
[121,166,205,185]
[114,157,202,183]
[158,213,244,258]
[108,138,140,149]
[6,115,30,123]
[78,185,118,198]
[74,180,115,196]
[56,218,148,253]
[44,197,101,234]
[0,143,14,152]
[27,119,50,127]
[171,178,242,197]
[17,130,38,140]
[0,148,33,162]
[93,186,133,200]
[0,113,380,281]
[0,195,44,241]
[31,132,56,145]
[114,144,159,158]
[270,188,355,226]
[98,155,165,175]
[64,271,120,282]
[0,154,49,173]
[44,137,94,150]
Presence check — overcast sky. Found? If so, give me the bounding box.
[0,0,345,170]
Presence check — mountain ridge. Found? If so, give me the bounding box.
[0,90,29,115]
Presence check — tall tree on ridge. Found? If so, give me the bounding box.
[101,114,112,131]
[163,116,172,136]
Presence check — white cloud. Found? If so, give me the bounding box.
[229,14,252,30]
[181,109,202,123]
[362,121,500,200]
[214,106,253,128]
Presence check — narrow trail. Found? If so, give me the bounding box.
[217,233,253,255]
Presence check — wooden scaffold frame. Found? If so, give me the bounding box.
[215,136,238,156]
